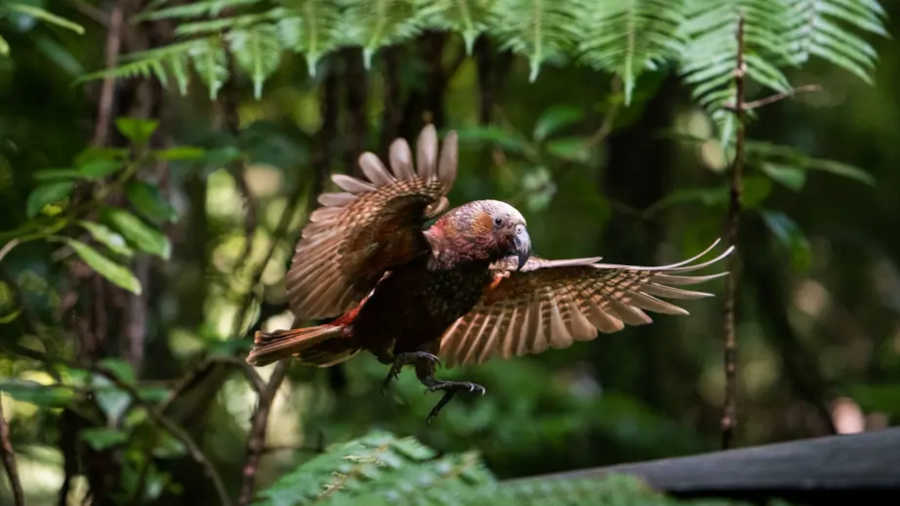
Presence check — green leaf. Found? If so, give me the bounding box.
[741,175,771,209]
[533,105,583,141]
[74,147,129,167]
[760,209,811,271]
[126,181,178,225]
[0,34,9,56]
[78,159,123,179]
[102,207,171,260]
[80,427,128,451]
[6,3,85,34]
[115,117,159,145]
[227,23,281,99]
[64,239,142,295]
[491,0,581,82]
[456,126,533,156]
[26,181,75,217]
[0,380,77,408]
[155,146,206,161]
[646,186,728,215]
[33,168,85,181]
[78,221,134,258]
[760,162,806,191]
[545,136,592,163]
[98,358,137,384]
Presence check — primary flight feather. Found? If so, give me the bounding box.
[247,125,733,421]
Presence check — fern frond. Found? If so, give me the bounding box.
[190,37,229,99]
[3,3,85,34]
[417,0,497,54]
[277,0,344,76]
[76,39,205,95]
[680,0,795,146]
[344,0,422,69]
[491,0,582,82]
[228,23,282,98]
[785,0,886,83]
[255,431,494,506]
[135,0,265,22]
[174,9,285,37]
[579,0,686,104]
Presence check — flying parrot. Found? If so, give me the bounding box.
[247,125,733,421]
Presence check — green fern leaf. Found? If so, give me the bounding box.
[4,3,85,34]
[785,0,886,84]
[189,37,229,99]
[228,23,282,98]
[174,9,285,37]
[343,0,421,69]
[277,0,344,76]
[680,0,794,147]
[579,0,686,105]
[135,0,265,22]
[491,0,582,82]
[417,0,497,53]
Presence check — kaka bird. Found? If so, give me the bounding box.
[247,125,733,421]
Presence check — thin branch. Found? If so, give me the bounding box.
[93,366,233,506]
[721,15,746,450]
[90,4,124,147]
[237,362,287,505]
[236,62,338,506]
[0,239,20,265]
[0,395,24,506]
[727,84,822,111]
[159,355,265,413]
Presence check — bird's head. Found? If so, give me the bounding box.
[427,200,531,269]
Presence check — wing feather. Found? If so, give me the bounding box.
[439,242,733,366]
[286,125,457,320]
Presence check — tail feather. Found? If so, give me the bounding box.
[246,324,358,367]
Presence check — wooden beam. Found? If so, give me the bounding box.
[510,428,900,499]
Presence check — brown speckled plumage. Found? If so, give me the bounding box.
[246,124,733,420]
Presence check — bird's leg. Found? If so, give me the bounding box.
[414,360,486,423]
[381,351,441,391]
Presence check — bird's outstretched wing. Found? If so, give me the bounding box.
[286,125,457,320]
[439,240,733,366]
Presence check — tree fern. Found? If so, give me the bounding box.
[228,23,282,97]
[255,431,747,506]
[680,0,795,146]
[578,0,686,104]
[277,0,345,76]
[490,0,581,82]
[343,0,422,69]
[416,0,497,54]
[83,0,885,112]
[785,0,888,83]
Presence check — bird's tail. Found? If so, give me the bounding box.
[246,324,359,367]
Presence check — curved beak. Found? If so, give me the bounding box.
[513,224,531,270]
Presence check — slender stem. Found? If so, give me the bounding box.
[237,362,287,505]
[90,4,123,147]
[93,366,233,506]
[0,395,24,506]
[236,62,338,506]
[721,15,746,450]
[0,239,21,265]
[738,84,821,111]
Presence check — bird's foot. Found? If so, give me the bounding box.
[381,351,441,393]
[424,380,487,423]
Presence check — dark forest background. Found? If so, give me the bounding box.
[0,1,898,504]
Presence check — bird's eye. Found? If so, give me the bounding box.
[494,217,503,227]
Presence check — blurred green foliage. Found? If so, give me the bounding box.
[0,1,897,505]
